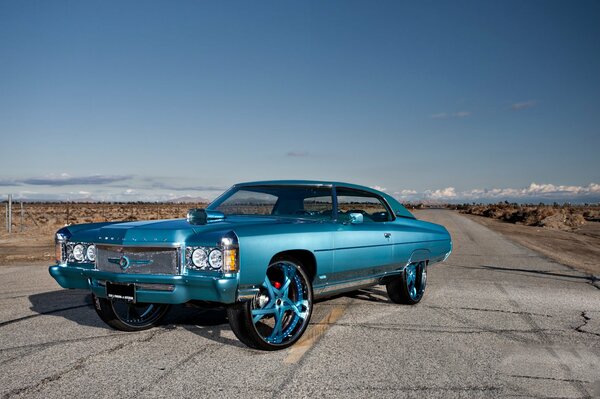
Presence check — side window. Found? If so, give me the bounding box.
[215,190,277,215]
[303,196,333,216]
[336,189,392,222]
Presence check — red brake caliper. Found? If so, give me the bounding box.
[273,281,282,289]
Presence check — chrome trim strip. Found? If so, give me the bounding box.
[318,277,379,296]
[94,242,183,248]
[315,267,408,298]
[137,283,176,291]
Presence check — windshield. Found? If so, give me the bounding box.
[208,185,333,219]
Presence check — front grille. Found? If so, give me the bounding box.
[96,245,180,275]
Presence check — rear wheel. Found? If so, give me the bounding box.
[93,294,170,331]
[386,262,427,304]
[227,258,313,350]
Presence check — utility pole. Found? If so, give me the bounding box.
[8,194,12,234]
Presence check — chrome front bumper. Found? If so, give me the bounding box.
[49,264,241,304]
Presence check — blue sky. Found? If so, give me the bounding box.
[1,1,599,202]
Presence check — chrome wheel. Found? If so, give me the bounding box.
[386,261,427,305]
[227,257,313,350]
[405,263,426,300]
[251,262,311,345]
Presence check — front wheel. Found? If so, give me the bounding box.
[386,262,427,304]
[227,258,313,350]
[93,294,170,331]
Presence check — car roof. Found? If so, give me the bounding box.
[236,180,379,193]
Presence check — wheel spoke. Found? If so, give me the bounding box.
[281,275,292,298]
[251,306,276,324]
[139,304,154,319]
[263,275,278,297]
[280,264,296,297]
[269,309,284,343]
[284,298,307,319]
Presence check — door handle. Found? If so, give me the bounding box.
[384,232,391,238]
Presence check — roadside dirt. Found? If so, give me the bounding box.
[0,228,56,265]
[463,213,600,277]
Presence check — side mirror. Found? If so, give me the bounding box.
[348,212,363,224]
[187,209,225,225]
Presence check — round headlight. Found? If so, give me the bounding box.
[73,244,85,261]
[191,248,208,268]
[208,249,223,269]
[86,245,96,262]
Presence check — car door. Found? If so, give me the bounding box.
[330,187,394,284]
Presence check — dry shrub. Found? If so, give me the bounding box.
[460,203,597,231]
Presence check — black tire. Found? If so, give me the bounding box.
[93,294,170,332]
[386,262,427,305]
[227,257,313,350]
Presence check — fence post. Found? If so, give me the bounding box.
[8,194,12,233]
[4,201,7,232]
[20,202,24,232]
[8,194,12,234]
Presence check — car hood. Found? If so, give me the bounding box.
[68,216,300,246]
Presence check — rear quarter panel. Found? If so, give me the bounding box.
[390,218,452,266]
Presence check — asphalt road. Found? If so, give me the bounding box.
[1,210,599,398]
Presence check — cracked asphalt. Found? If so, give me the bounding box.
[1,210,599,398]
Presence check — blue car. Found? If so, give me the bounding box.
[49,181,452,350]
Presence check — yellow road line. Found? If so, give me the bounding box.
[284,303,349,364]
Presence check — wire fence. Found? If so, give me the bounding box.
[1,197,209,235]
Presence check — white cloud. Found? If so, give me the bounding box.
[286,151,309,157]
[511,100,537,111]
[425,187,457,199]
[370,185,387,192]
[394,189,417,195]
[430,111,471,119]
[430,112,448,119]
[391,183,600,203]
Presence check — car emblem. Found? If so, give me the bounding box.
[119,256,130,270]
[107,256,153,269]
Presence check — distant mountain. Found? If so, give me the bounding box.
[166,196,210,204]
